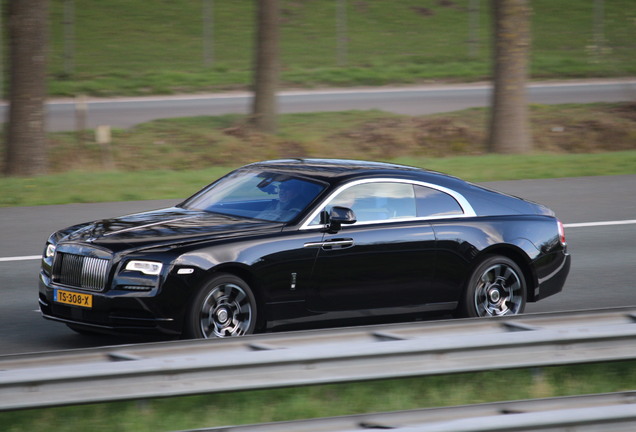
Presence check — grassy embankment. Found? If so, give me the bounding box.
[1,103,635,207]
[44,0,636,96]
[1,0,633,204]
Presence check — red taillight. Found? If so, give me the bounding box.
[557,220,566,246]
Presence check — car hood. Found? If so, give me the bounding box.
[59,207,283,251]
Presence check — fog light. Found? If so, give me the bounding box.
[119,285,152,292]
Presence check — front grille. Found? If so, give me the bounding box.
[53,252,110,292]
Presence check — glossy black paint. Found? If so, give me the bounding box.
[38,159,570,337]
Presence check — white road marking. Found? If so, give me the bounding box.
[564,219,636,228]
[0,255,41,262]
[0,219,634,263]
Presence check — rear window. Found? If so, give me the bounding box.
[415,185,463,217]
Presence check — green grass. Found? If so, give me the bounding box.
[0,168,231,207]
[1,151,635,208]
[42,0,636,97]
[3,360,636,432]
[396,151,636,182]
[2,102,635,207]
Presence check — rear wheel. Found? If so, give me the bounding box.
[459,256,526,317]
[183,274,257,339]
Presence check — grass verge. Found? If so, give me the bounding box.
[1,151,636,208]
[2,360,636,432]
[1,103,635,207]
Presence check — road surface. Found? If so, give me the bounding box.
[1,175,635,355]
[0,79,634,132]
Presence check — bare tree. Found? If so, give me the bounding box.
[251,0,280,133]
[487,0,532,154]
[4,0,50,176]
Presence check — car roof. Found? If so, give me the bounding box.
[242,158,456,185]
[239,159,548,216]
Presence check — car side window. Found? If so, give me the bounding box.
[415,185,463,217]
[313,182,417,224]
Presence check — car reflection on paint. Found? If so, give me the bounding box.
[39,159,570,339]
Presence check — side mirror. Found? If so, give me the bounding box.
[327,206,356,233]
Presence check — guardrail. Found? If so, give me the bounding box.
[195,392,636,432]
[1,307,636,412]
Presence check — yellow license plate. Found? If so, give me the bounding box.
[54,289,93,308]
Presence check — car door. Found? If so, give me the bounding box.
[413,183,477,304]
[305,181,438,312]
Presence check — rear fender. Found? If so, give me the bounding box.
[475,239,539,302]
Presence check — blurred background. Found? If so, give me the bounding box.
[42,0,634,96]
[1,0,634,204]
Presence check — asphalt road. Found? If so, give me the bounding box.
[1,175,635,356]
[0,79,633,132]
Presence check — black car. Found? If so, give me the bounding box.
[39,159,570,339]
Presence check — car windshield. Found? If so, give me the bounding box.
[181,170,326,222]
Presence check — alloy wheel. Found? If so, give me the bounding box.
[473,262,524,316]
[199,282,254,338]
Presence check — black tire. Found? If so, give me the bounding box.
[459,255,526,318]
[183,273,257,339]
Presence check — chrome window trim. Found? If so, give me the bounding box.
[299,178,476,230]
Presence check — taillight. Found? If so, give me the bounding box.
[557,220,566,246]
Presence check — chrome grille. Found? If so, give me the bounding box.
[53,253,110,292]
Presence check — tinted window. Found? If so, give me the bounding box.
[415,185,463,217]
[182,171,325,222]
[312,182,416,224]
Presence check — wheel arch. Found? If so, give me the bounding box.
[201,263,267,330]
[473,244,538,303]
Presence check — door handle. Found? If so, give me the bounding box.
[304,239,354,250]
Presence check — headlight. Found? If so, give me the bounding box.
[125,260,163,276]
[45,243,56,258]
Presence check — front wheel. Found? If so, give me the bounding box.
[459,256,526,318]
[183,274,257,339]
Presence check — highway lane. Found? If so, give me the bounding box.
[0,79,633,132]
[1,175,635,355]
[481,176,636,315]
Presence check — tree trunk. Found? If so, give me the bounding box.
[487,0,532,154]
[4,0,50,176]
[251,0,280,133]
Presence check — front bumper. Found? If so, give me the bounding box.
[38,271,189,336]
